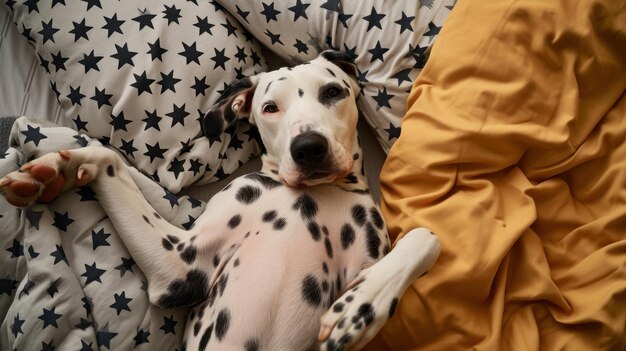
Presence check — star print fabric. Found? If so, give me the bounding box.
[2,0,268,193]
[0,117,206,350]
[214,0,456,152]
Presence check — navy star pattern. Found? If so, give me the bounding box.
[6,0,267,193]
[109,291,132,315]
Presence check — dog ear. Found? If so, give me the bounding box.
[319,50,357,78]
[201,76,259,140]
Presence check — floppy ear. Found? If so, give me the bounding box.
[319,50,357,78]
[201,76,259,140]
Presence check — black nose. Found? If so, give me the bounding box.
[290,132,329,168]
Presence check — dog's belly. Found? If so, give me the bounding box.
[185,184,375,350]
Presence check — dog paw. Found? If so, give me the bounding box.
[0,150,95,207]
[318,228,440,351]
[318,266,398,351]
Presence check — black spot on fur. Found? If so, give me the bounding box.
[154,212,161,219]
[213,254,220,267]
[194,321,202,336]
[346,295,353,302]
[208,283,219,307]
[292,193,318,219]
[273,218,287,230]
[333,302,344,313]
[228,214,242,229]
[324,237,333,258]
[234,258,240,267]
[318,82,349,107]
[352,153,359,160]
[162,238,173,251]
[177,243,184,251]
[166,235,180,244]
[383,245,390,255]
[389,297,399,318]
[245,173,282,189]
[343,80,351,89]
[326,68,336,77]
[262,210,277,222]
[365,223,381,259]
[351,205,367,227]
[106,165,115,177]
[215,308,231,340]
[352,303,375,326]
[218,274,229,296]
[278,76,287,81]
[181,246,197,264]
[344,173,358,184]
[236,185,262,204]
[298,88,304,97]
[158,269,208,308]
[322,280,329,292]
[369,207,384,229]
[355,321,362,330]
[301,275,322,306]
[322,262,329,274]
[322,226,329,236]
[143,215,151,226]
[265,81,273,94]
[199,323,213,351]
[340,223,356,249]
[325,338,337,351]
[245,338,260,351]
[338,334,353,345]
[338,317,346,329]
[307,221,321,241]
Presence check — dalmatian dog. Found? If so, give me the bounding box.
[0,51,440,351]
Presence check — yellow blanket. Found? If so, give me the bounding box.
[368,0,626,350]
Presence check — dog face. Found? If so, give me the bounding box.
[202,51,360,187]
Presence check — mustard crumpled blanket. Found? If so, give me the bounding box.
[367,0,626,349]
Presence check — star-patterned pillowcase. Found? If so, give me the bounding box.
[3,0,268,193]
[214,0,455,152]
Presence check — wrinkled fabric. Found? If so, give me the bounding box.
[368,0,626,350]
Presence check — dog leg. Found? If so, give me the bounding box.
[0,147,213,308]
[318,228,441,351]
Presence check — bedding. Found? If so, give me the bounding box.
[0,116,206,350]
[371,0,626,349]
[213,0,455,152]
[2,0,268,193]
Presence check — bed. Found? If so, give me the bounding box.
[2,0,625,350]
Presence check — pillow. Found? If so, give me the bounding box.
[213,0,455,152]
[3,0,268,193]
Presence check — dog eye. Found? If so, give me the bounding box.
[325,87,340,98]
[263,104,279,113]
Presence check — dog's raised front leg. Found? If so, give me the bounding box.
[0,147,212,308]
[318,228,441,351]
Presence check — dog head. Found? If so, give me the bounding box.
[202,50,360,187]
